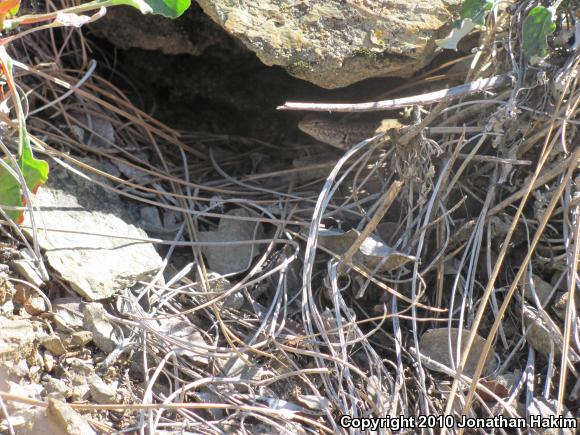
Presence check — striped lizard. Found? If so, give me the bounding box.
[298,115,404,149]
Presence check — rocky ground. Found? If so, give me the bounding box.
[0,1,579,433]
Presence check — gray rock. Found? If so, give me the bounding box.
[52,297,84,331]
[195,0,462,88]
[198,208,264,275]
[21,164,163,301]
[68,358,95,378]
[12,249,44,288]
[69,383,91,402]
[0,299,14,314]
[139,206,163,230]
[82,303,120,353]
[88,375,118,404]
[47,399,96,435]
[44,377,71,400]
[522,274,553,305]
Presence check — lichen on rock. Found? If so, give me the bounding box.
[194,0,462,88]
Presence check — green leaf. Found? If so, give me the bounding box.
[0,46,49,224]
[110,0,190,18]
[0,150,49,224]
[460,0,493,25]
[523,6,556,63]
[437,0,493,51]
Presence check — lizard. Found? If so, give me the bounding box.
[297,115,404,150]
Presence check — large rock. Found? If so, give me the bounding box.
[194,0,462,88]
[22,163,163,301]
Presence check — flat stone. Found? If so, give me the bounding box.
[12,252,44,288]
[52,297,84,331]
[22,164,163,301]
[197,208,264,275]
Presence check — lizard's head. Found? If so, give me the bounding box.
[297,115,331,134]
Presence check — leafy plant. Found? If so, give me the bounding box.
[460,0,494,25]
[522,6,556,63]
[0,47,49,224]
[436,0,493,50]
[0,0,191,223]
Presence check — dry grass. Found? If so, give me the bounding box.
[0,1,578,433]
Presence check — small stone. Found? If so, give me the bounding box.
[197,208,264,274]
[0,317,41,360]
[47,398,96,435]
[0,299,14,313]
[6,381,44,411]
[88,375,118,404]
[70,331,93,347]
[41,335,66,357]
[10,358,30,378]
[140,206,163,229]
[82,303,120,353]
[522,274,553,305]
[43,351,55,372]
[24,296,47,315]
[11,250,45,288]
[0,276,15,304]
[14,285,47,315]
[69,383,91,402]
[52,297,84,331]
[68,358,95,378]
[44,376,71,400]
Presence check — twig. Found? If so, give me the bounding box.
[277,74,511,112]
[343,181,402,263]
